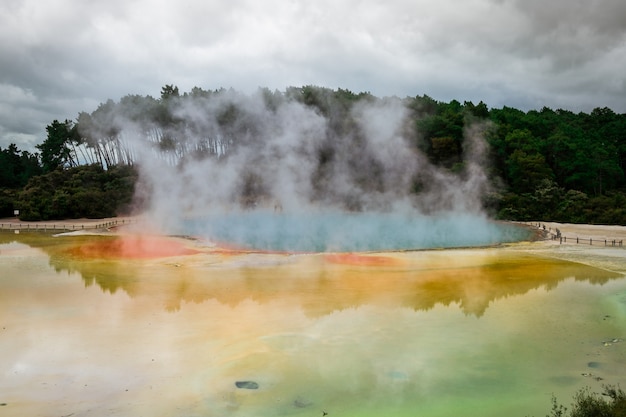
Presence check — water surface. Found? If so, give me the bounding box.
[1,232,625,417]
[181,210,532,252]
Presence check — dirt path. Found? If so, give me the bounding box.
[0,216,138,232]
[513,221,626,274]
[525,221,626,243]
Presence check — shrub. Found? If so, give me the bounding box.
[547,385,626,417]
[15,165,137,220]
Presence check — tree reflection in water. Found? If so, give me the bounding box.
[17,233,622,316]
[1,231,625,417]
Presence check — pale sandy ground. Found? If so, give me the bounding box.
[0,216,136,228]
[529,221,626,243]
[512,221,626,274]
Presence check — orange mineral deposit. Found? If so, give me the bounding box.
[66,235,199,259]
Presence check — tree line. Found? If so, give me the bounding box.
[1,84,625,223]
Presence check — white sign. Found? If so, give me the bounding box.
[14,210,19,216]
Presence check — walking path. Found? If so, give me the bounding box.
[524,221,626,247]
[0,216,138,232]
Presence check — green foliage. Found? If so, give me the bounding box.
[7,84,626,224]
[486,102,626,223]
[37,120,79,172]
[15,165,137,221]
[545,385,626,417]
[570,387,613,417]
[412,98,471,168]
[506,150,554,193]
[160,84,180,100]
[430,136,460,167]
[465,100,489,118]
[0,189,18,217]
[584,193,626,224]
[548,394,568,417]
[0,143,42,188]
[0,144,42,217]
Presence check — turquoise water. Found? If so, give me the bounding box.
[182,210,531,251]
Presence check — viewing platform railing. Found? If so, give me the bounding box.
[0,219,136,232]
[527,222,624,247]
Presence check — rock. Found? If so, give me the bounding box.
[602,338,621,346]
[235,381,259,389]
[293,397,312,408]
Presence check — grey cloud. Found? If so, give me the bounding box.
[512,0,626,37]
[1,0,625,151]
[506,0,626,68]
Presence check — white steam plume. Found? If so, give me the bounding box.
[85,88,520,250]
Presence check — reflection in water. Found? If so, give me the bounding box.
[1,232,626,417]
[37,234,620,316]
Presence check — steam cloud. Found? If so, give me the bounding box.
[94,88,520,251]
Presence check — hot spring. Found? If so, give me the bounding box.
[1,229,626,417]
[180,210,531,252]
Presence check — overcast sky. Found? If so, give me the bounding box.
[1,0,625,151]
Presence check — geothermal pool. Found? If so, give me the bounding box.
[181,210,532,252]
[1,231,626,417]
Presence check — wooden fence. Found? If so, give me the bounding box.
[527,222,624,247]
[0,219,136,232]
[551,235,623,247]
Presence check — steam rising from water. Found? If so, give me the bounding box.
[183,210,527,252]
[98,88,522,250]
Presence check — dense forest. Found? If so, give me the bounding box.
[1,85,625,223]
